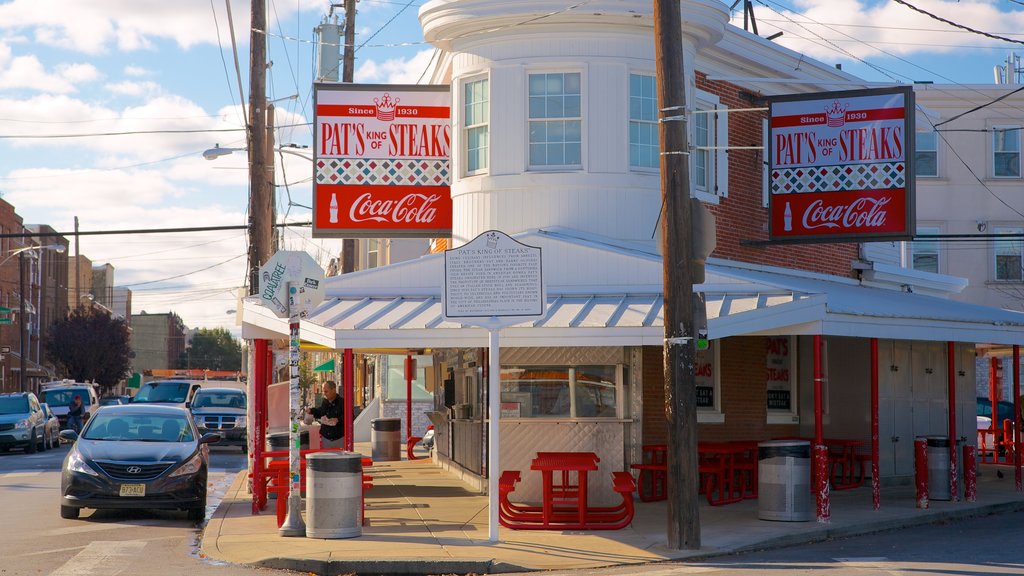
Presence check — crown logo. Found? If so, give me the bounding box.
[824,100,848,127]
[485,231,499,249]
[373,93,399,121]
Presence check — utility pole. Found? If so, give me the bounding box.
[654,0,700,550]
[341,0,357,274]
[248,0,272,295]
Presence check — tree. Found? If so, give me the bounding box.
[43,307,132,395]
[177,327,242,371]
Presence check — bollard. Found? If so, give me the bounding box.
[306,452,363,539]
[915,437,928,509]
[963,444,976,502]
[812,443,830,523]
[1003,419,1014,465]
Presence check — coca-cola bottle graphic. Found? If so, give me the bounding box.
[329,192,339,224]
[783,201,792,232]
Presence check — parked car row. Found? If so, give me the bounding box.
[0,392,60,453]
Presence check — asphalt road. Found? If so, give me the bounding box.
[0,442,298,576]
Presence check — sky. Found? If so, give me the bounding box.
[0,0,1022,337]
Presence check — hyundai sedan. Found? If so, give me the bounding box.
[59,404,219,522]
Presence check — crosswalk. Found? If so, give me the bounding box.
[48,541,147,576]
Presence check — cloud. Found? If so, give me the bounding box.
[747,0,1024,63]
[124,65,150,77]
[356,49,437,84]
[106,80,162,98]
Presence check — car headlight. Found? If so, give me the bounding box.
[67,450,99,476]
[169,453,203,478]
[15,418,30,428]
[235,416,246,427]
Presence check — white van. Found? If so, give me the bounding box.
[40,380,100,430]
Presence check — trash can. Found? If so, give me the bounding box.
[266,429,309,452]
[927,436,951,501]
[758,439,812,522]
[306,452,363,539]
[371,418,401,461]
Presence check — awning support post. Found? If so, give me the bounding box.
[947,341,958,502]
[871,338,880,510]
[813,334,830,522]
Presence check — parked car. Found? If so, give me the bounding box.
[190,388,247,453]
[0,392,48,453]
[976,397,1016,428]
[99,395,131,406]
[59,404,219,521]
[132,380,201,408]
[40,403,61,450]
[40,381,100,431]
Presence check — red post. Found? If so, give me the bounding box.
[405,354,414,445]
[344,348,354,452]
[963,444,976,502]
[947,342,958,502]
[1015,345,1022,492]
[1004,418,1014,465]
[870,338,880,511]
[252,338,269,514]
[813,335,830,522]
[915,437,928,509]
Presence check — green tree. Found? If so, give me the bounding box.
[43,307,132,395]
[177,327,242,371]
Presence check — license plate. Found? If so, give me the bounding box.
[119,484,146,497]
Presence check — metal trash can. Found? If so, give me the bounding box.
[927,436,951,501]
[306,452,363,538]
[758,440,812,522]
[266,430,309,452]
[371,418,401,461]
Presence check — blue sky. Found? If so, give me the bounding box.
[0,0,1022,335]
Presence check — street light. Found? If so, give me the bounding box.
[3,244,67,393]
[203,143,312,161]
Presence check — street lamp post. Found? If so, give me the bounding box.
[2,244,67,392]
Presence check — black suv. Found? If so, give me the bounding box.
[0,392,48,453]
[190,388,247,453]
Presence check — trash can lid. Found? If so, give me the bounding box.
[758,439,810,459]
[307,451,362,473]
[926,436,949,447]
[371,418,401,431]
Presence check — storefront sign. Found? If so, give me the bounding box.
[766,337,792,412]
[695,344,715,409]
[443,230,544,320]
[767,86,915,243]
[313,84,452,238]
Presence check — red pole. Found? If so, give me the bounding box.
[914,437,928,508]
[1015,345,1022,492]
[405,354,414,445]
[344,348,354,452]
[871,338,880,511]
[963,444,976,502]
[813,335,829,522]
[252,338,269,514]
[947,342,958,501]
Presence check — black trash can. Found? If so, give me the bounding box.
[927,436,951,501]
[757,440,812,522]
[266,430,310,452]
[371,418,401,461]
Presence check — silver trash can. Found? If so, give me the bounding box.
[371,418,401,461]
[758,440,812,522]
[305,452,363,539]
[927,436,951,501]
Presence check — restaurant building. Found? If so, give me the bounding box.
[241,0,1024,518]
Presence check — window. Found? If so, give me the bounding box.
[500,365,618,418]
[694,110,709,191]
[995,227,1024,281]
[993,126,1020,178]
[383,355,432,400]
[766,336,798,424]
[366,239,380,269]
[909,226,940,273]
[464,78,489,174]
[629,73,658,169]
[915,131,938,177]
[695,341,723,423]
[528,72,581,168]
[692,90,729,201]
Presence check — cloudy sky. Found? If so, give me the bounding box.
[0,0,1021,336]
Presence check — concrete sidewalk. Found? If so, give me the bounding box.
[200,452,1024,576]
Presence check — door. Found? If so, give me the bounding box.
[879,340,915,476]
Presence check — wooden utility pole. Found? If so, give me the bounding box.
[341,0,357,274]
[248,0,272,295]
[654,0,700,549]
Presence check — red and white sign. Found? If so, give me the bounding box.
[313,84,452,238]
[767,87,915,243]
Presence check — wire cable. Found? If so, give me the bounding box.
[891,0,1024,46]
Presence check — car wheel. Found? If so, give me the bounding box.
[60,505,80,519]
[187,504,205,523]
[26,431,36,454]
[38,431,47,452]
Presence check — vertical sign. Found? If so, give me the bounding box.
[695,343,715,409]
[313,83,452,238]
[766,336,792,412]
[768,86,915,243]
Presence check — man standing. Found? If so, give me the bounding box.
[67,395,84,433]
[307,380,344,448]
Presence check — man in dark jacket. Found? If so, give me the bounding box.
[307,381,344,448]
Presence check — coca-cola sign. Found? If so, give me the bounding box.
[312,83,452,239]
[767,86,915,243]
[316,185,452,236]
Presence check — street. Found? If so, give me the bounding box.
[0,443,297,576]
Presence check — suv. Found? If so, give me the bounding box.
[977,396,1017,428]
[132,380,202,408]
[190,388,247,452]
[40,381,99,431]
[0,392,48,453]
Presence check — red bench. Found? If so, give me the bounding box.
[497,469,636,530]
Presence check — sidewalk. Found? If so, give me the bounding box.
[201,449,1024,576]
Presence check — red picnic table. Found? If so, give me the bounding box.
[531,451,599,527]
[698,441,758,505]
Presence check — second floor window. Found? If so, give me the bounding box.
[995,227,1023,281]
[629,73,658,169]
[464,78,489,174]
[694,110,710,191]
[528,72,581,168]
[993,127,1020,178]
[915,131,938,177]
[909,226,939,273]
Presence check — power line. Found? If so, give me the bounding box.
[891,0,1024,46]
[933,85,1024,127]
[0,221,312,239]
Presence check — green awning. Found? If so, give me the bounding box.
[0,306,12,314]
[313,358,335,372]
